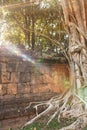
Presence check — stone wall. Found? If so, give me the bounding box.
[0,55,69,121]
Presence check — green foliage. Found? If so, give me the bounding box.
[46,118,61,129]
[22,117,76,130]
[82,126,87,130]
[62,78,70,89]
[77,86,87,103]
[23,122,44,130]
[0,0,67,55]
[8,128,12,130]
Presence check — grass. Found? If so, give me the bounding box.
[83,127,87,130]
[8,116,87,130]
[22,117,77,130]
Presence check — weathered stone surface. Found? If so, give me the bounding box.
[1,72,11,83]
[6,62,16,72]
[0,84,2,95]
[19,72,31,82]
[18,83,30,94]
[1,63,6,72]
[11,72,19,83]
[0,95,3,100]
[0,116,29,130]
[0,84,7,95]
[7,83,17,95]
[17,62,26,72]
[0,54,69,124]
[0,92,56,120]
[38,84,51,93]
[16,62,32,72]
[43,73,52,83]
[0,64,2,72]
[31,74,43,85]
[0,56,8,62]
[0,95,16,101]
[0,71,2,83]
[31,84,51,93]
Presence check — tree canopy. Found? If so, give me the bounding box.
[0,0,68,59]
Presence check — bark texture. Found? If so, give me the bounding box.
[62,0,87,90]
[59,0,87,129]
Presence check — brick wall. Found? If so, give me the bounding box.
[0,55,69,120]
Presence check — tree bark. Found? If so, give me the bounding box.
[31,15,35,50]
[24,10,31,47]
[61,0,87,91]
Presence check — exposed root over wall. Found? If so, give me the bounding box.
[22,90,87,130]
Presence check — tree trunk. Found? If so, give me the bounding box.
[24,13,30,47]
[62,0,87,93]
[31,15,35,50]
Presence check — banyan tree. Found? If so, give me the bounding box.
[1,0,87,129]
[23,0,87,129]
[60,0,87,129]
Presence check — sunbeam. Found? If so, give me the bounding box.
[0,8,49,74]
[0,41,36,65]
[0,8,36,65]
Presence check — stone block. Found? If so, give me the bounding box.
[31,76,39,85]
[0,56,8,62]
[1,72,11,83]
[31,74,43,85]
[17,62,27,72]
[2,84,7,95]
[31,84,50,93]
[38,84,51,93]
[46,83,63,93]
[43,73,52,83]
[19,72,31,82]
[17,62,33,72]
[17,62,24,72]
[31,86,39,93]
[0,84,7,95]
[2,94,16,101]
[6,62,16,72]
[7,83,17,95]
[0,64,2,72]
[0,95,3,100]
[18,83,30,94]
[0,72,2,83]
[0,84,2,95]
[11,72,19,83]
[1,63,6,72]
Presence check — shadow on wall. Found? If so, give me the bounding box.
[45,64,70,93]
[30,63,70,94]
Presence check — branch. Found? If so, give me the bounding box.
[12,15,70,64]
[1,0,40,10]
[22,102,53,128]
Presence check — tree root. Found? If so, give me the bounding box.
[59,116,87,130]
[22,90,87,130]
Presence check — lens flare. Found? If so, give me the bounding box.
[0,41,50,75]
[0,8,48,72]
[0,41,36,65]
[22,54,35,64]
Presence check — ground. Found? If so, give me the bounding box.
[23,116,87,130]
[22,90,87,130]
[23,117,76,130]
